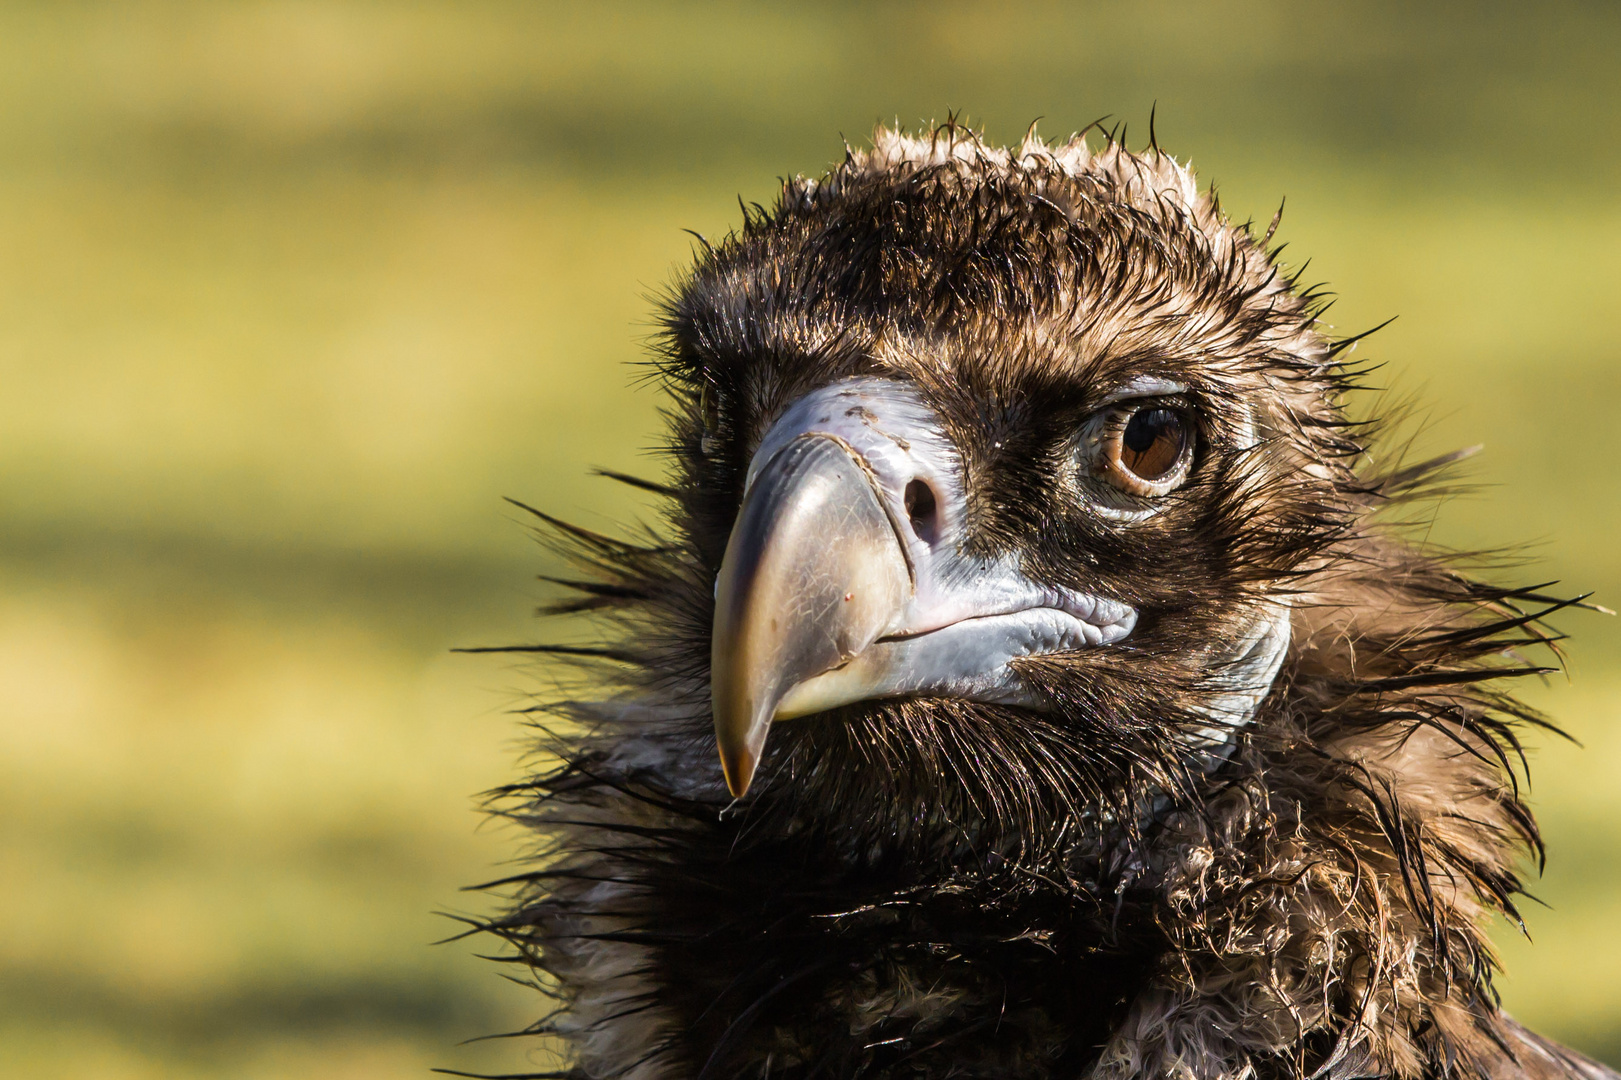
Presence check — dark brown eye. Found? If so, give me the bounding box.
[1120,407,1188,479]
[1100,404,1194,494]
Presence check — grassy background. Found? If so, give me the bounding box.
[0,2,1618,1076]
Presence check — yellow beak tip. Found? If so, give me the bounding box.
[719,749,758,798]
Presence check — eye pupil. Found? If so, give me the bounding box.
[1122,408,1173,453]
[1118,407,1188,482]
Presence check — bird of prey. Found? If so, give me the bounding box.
[471,125,1613,1080]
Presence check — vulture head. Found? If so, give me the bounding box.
[477,126,1611,1080]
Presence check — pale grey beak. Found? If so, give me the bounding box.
[710,433,911,797]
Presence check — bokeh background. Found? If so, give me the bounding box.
[2,2,1618,1077]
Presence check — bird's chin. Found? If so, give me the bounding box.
[774,607,1132,720]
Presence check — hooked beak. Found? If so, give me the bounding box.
[710,433,911,797]
[710,378,1137,797]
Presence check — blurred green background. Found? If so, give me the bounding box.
[1,2,1618,1077]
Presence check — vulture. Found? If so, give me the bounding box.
[469,125,1615,1080]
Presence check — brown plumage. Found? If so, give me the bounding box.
[469,124,1614,1080]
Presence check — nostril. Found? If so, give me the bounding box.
[904,479,939,545]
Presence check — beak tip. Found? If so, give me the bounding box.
[718,746,758,798]
[713,693,770,798]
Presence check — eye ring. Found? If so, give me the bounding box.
[1095,402,1196,496]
